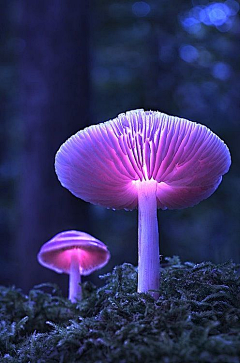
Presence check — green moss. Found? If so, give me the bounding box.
[1,258,240,362]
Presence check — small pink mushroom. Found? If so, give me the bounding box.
[55,110,231,299]
[37,230,110,302]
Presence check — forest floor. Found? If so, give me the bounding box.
[0,257,239,363]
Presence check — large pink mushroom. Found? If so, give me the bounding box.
[37,230,110,302]
[55,109,231,299]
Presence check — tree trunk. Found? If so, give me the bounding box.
[16,0,90,294]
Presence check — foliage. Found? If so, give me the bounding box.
[0,258,239,362]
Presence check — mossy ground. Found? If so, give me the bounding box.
[0,257,240,363]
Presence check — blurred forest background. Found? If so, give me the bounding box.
[0,0,239,296]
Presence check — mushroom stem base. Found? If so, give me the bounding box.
[69,252,82,303]
[137,181,159,299]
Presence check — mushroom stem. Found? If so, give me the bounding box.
[69,252,82,302]
[137,180,160,299]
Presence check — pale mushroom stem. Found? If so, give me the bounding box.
[69,252,82,302]
[137,180,160,300]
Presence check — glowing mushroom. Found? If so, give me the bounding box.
[55,109,231,299]
[37,230,110,302]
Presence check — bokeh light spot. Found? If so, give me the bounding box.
[181,1,239,32]
[207,3,229,26]
[212,62,231,80]
[225,0,239,15]
[199,8,212,25]
[181,16,202,34]
[182,17,200,27]
[179,45,199,63]
[217,18,233,32]
[132,1,151,17]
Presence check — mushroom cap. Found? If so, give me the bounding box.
[55,109,231,210]
[37,230,110,275]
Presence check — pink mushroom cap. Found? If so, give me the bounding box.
[55,109,231,210]
[37,230,110,275]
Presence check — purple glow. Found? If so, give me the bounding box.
[55,110,231,299]
[55,109,231,211]
[37,230,110,275]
